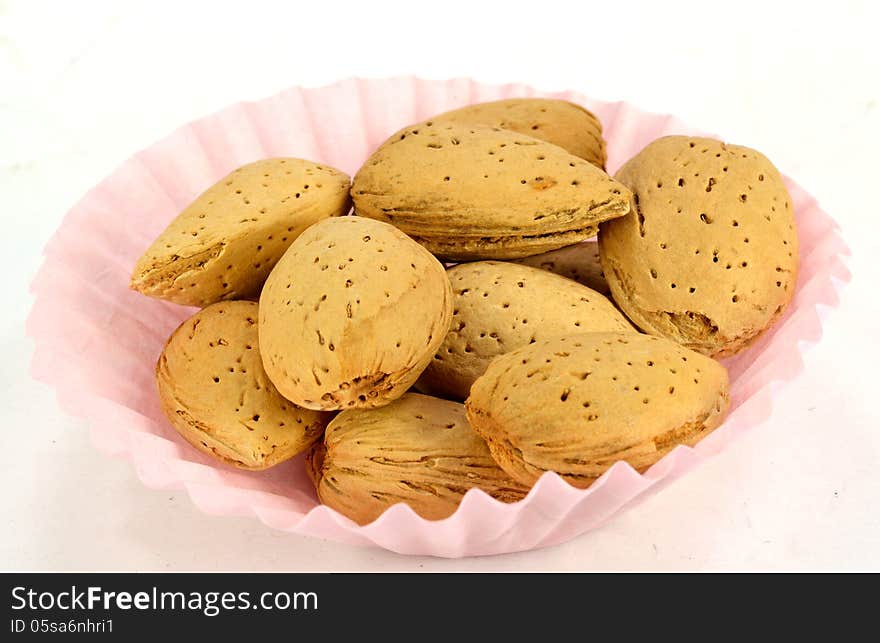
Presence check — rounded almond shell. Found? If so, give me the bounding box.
[599,136,798,357]
[429,98,607,169]
[259,216,453,411]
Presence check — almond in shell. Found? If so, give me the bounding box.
[132,158,350,306]
[511,241,609,294]
[418,261,633,400]
[259,216,453,411]
[466,332,729,488]
[307,393,529,525]
[156,301,330,470]
[429,98,607,168]
[599,136,799,357]
[351,122,631,261]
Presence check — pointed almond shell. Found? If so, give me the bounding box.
[132,158,350,306]
[352,123,631,261]
[156,301,331,470]
[309,393,528,525]
[466,333,729,488]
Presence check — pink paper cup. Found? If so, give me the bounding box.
[27,77,850,557]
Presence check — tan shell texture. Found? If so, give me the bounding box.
[156,301,330,470]
[259,216,453,411]
[511,241,609,294]
[418,261,634,401]
[132,158,351,307]
[429,98,607,169]
[466,333,729,488]
[305,441,326,490]
[308,393,529,525]
[599,136,799,357]
[351,122,632,261]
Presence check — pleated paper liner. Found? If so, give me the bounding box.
[27,77,850,557]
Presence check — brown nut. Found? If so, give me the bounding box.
[156,301,331,470]
[418,261,633,400]
[599,136,799,356]
[429,98,607,168]
[466,332,729,488]
[352,122,631,261]
[131,158,350,306]
[511,241,609,294]
[307,393,529,525]
[259,216,453,411]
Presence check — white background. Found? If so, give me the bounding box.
[2,0,878,571]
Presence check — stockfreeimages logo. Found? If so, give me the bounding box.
[11,586,318,617]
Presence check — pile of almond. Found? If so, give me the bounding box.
[133,98,798,525]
